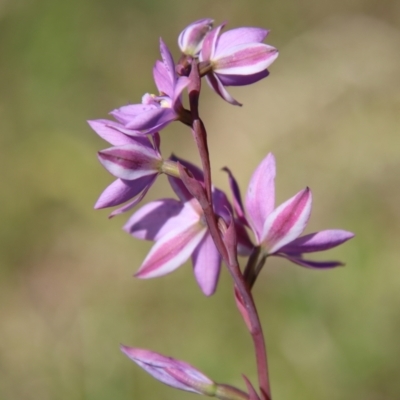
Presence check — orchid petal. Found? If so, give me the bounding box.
[261,188,312,253]
[108,176,157,218]
[125,107,177,132]
[110,104,156,125]
[159,38,176,85]
[278,254,344,269]
[172,76,190,107]
[216,27,269,53]
[98,144,161,180]
[192,233,221,296]
[94,177,152,209]
[124,198,199,241]
[87,119,142,145]
[178,18,214,56]
[212,187,232,222]
[153,60,173,97]
[120,346,214,395]
[214,43,278,76]
[245,153,276,242]
[279,230,355,254]
[222,167,246,220]
[200,23,225,62]
[217,69,270,86]
[135,223,207,279]
[205,73,242,106]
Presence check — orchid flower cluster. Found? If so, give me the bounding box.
[89,18,354,400]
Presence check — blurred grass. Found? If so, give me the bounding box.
[1,0,400,399]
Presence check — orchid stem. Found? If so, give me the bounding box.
[187,67,271,398]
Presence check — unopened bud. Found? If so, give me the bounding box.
[121,346,216,395]
[178,18,214,56]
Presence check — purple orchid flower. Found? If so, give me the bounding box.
[178,18,214,56]
[88,119,163,217]
[123,156,231,296]
[225,153,354,268]
[120,346,216,396]
[110,39,190,135]
[200,24,279,105]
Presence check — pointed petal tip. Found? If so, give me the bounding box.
[120,344,129,353]
[94,195,110,210]
[93,202,103,210]
[134,270,147,279]
[198,279,218,297]
[200,286,215,297]
[87,119,107,130]
[261,186,313,253]
[120,344,139,359]
[279,229,355,254]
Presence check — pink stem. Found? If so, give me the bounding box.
[187,62,271,400]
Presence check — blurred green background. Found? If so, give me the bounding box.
[1,0,400,399]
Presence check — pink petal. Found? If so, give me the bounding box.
[108,176,156,218]
[172,76,190,107]
[98,144,161,180]
[124,198,199,241]
[211,187,232,223]
[279,230,355,254]
[278,254,344,269]
[111,104,156,125]
[108,179,157,218]
[192,233,221,296]
[261,188,312,254]
[94,177,151,209]
[217,69,270,86]
[159,38,176,84]
[214,43,278,76]
[216,27,269,53]
[178,18,214,55]
[135,223,207,279]
[200,23,225,62]
[125,107,177,132]
[87,119,142,145]
[222,167,245,220]
[245,153,276,242]
[153,60,173,97]
[205,73,242,106]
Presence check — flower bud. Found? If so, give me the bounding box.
[178,18,214,56]
[120,346,217,395]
